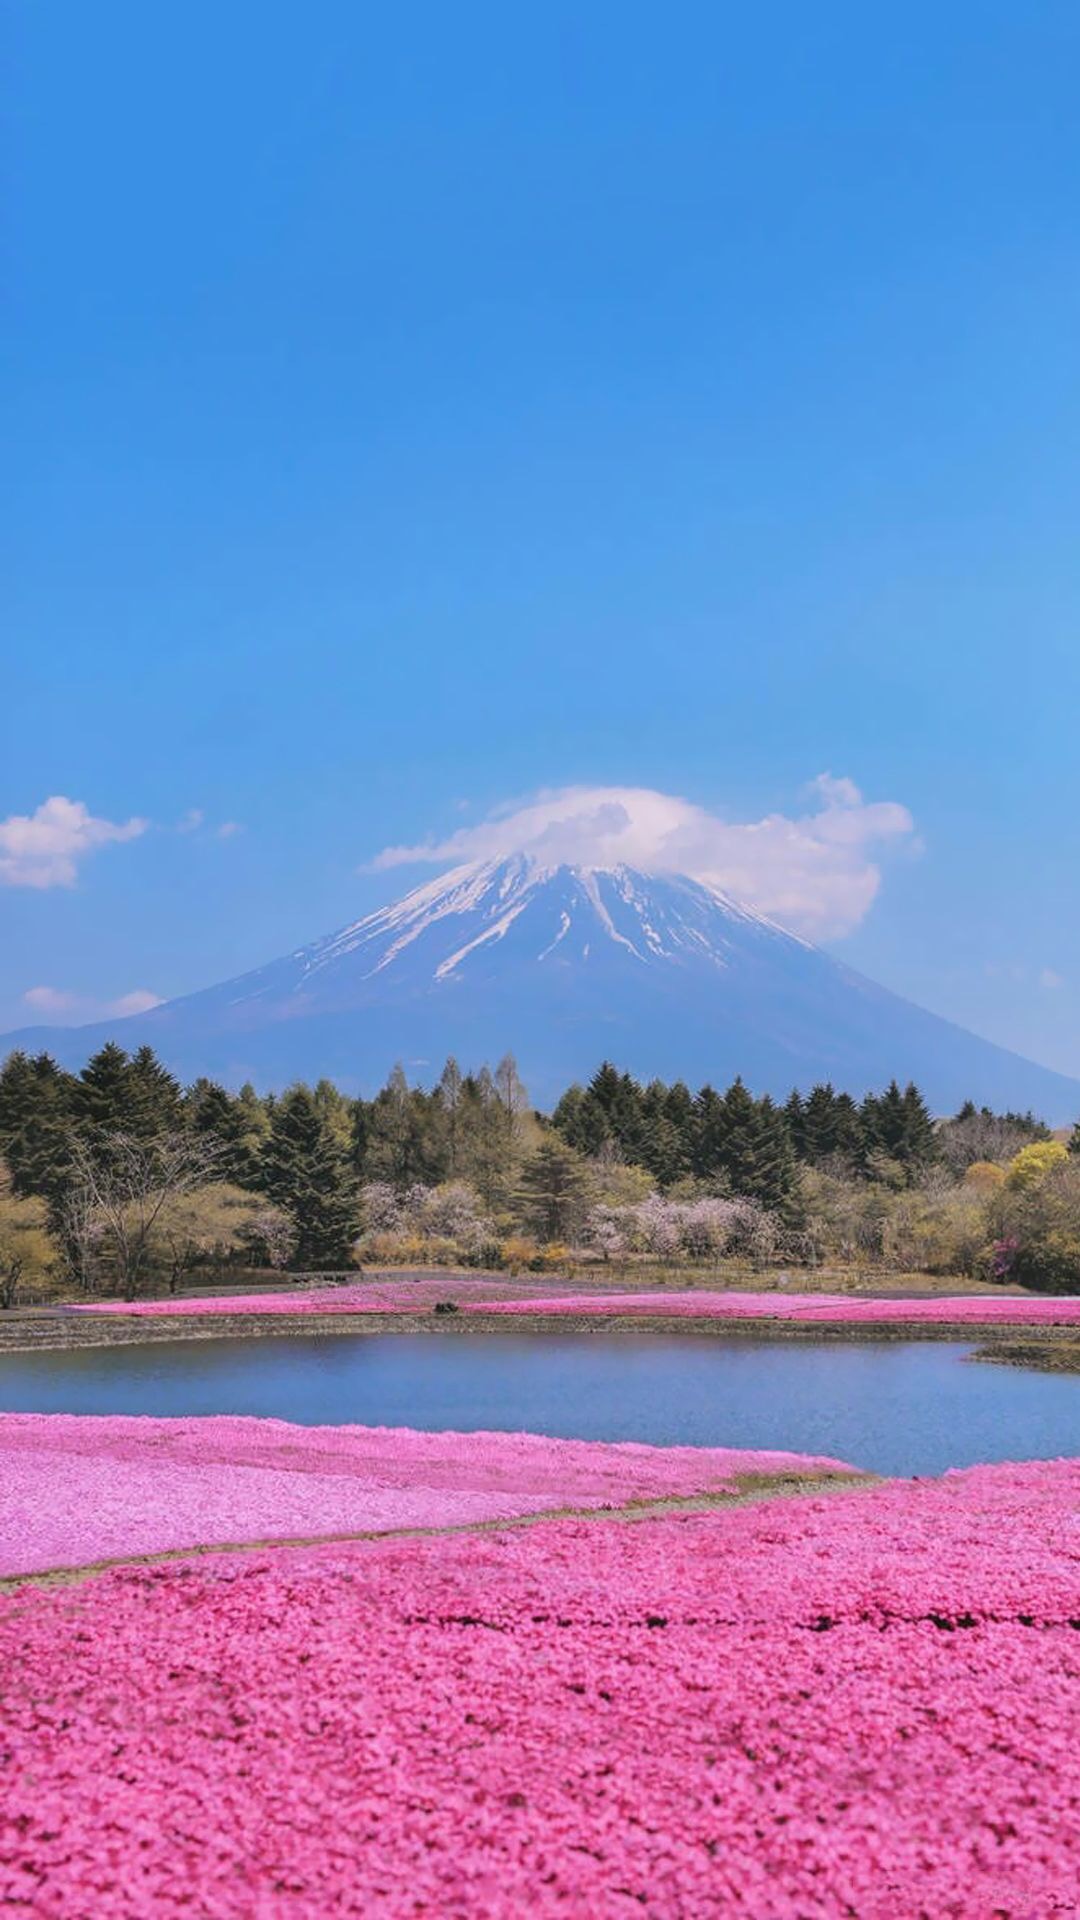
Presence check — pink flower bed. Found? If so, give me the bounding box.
[1,1458,1076,1916]
[468,1287,1080,1325]
[0,1414,850,1577]
[68,1273,584,1316]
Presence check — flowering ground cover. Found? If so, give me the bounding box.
[469,1287,1080,1325]
[0,1414,851,1577]
[69,1280,1080,1324]
[68,1273,582,1316]
[1,1457,1076,1916]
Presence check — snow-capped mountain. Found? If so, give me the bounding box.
[4,856,1080,1117]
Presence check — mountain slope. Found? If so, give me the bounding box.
[4,857,1079,1118]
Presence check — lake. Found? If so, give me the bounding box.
[1,1332,1077,1475]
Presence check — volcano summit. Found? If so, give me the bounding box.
[4,856,1079,1116]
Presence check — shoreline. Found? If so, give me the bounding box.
[4,1304,1080,1370]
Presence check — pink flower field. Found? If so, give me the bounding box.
[469,1287,1080,1325]
[2,1455,1077,1917]
[67,1274,583,1317]
[69,1280,1080,1324]
[0,1414,851,1577]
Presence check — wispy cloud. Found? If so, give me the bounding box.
[0,797,147,889]
[176,808,244,841]
[22,984,164,1026]
[371,776,918,940]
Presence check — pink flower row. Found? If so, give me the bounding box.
[71,1281,1080,1322]
[468,1287,1080,1324]
[2,1456,1077,1916]
[69,1274,576,1316]
[0,1413,851,1577]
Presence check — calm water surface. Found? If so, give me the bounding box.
[1,1333,1077,1476]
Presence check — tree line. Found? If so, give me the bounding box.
[0,1040,1075,1299]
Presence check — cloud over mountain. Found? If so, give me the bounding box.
[371,776,917,939]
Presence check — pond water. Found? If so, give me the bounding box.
[1,1333,1078,1476]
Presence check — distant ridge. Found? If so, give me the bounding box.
[3,856,1079,1119]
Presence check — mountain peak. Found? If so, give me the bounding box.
[4,856,1080,1120]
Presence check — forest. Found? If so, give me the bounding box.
[0,1042,1078,1302]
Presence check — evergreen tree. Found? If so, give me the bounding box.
[691,1083,727,1181]
[802,1084,841,1164]
[663,1081,694,1172]
[1069,1120,1080,1157]
[551,1083,587,1150]
[754,1095,802,1220]
[460,1066,506,1207]
[515,1138,589,1242]
[899,1081,938,1169]
[260,1087,358,1267]
[77,1044,134,1133]
[185,1078,260,1187]
[126,1047,184,1138]
[832,1091,864,1165]
[640,1113,686,1188]
[0,1052,77,1202]
[783,1089,806,1158]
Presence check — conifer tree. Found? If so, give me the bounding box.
[186,1078,260,1187]
[126,1047,184,1138]
[783,1089,806,1157]
[260,1087,358,1268]
[77,1044,134,1133]
[0,1052,77,1202]
[516,1137,589,1242]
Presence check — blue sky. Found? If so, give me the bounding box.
[4,1,1080,1074]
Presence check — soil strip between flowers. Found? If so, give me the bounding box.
[0,1468,875,1594]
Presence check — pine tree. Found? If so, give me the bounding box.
[754,1095,801,1220]
[691,1084,726,1180]
[260,1087,358,1268]
[832,1092,864,1165]
[186,1078,260,1187]
[899,1082,938,1170]
[126,1047,184,1138]
[1069,1120,1080,1157]
[783,1089,806,1158]
[77,1044,134,1133]
[515,1138,589,1242]
[802,1084,840,1164]
[640,1113,685,1188]
[0,1052,78,1202]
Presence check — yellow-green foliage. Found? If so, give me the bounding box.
[0,1179,58,1305]
[1006,1141,1069,1189]
[962,1160,1006,1192]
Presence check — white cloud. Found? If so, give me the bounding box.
[371,776,918,940]
[1039,967,1064,991]
[22,984,164,1026]
[177,808,205,834]
[216,820,244,839]
[108,989,165,1016]
[0,796,147,889]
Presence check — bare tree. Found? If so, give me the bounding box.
[69,1131,223,1299]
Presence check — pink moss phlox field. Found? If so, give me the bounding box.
[0,1414,851,1576]
[69,1273,586,1316]
[469,1287,1080,1325]
[70,1278,1080,1323]
[2,1461,1077,1917]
